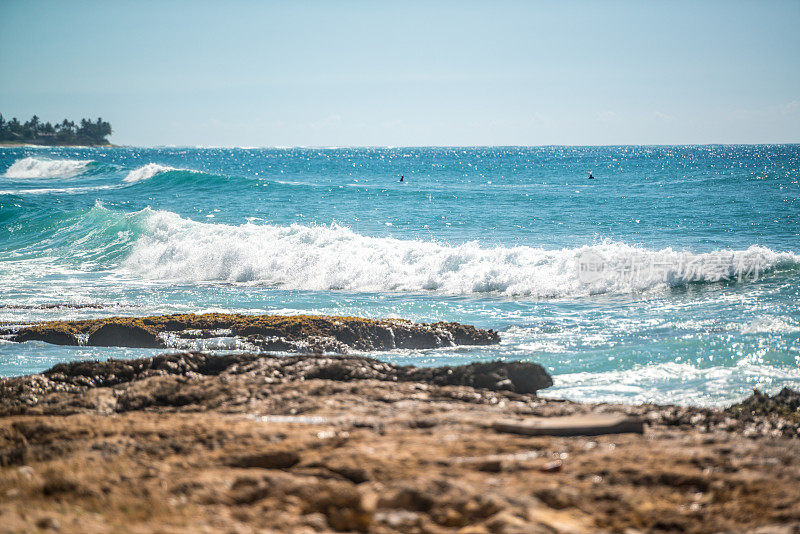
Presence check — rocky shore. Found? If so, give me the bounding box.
[0,313,500,353]
[1,349,799,533]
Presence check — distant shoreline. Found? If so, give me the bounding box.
[0,141,115,148]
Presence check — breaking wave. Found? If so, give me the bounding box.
[123,163,199,183]
[3,157,94,179]
[120,208,800,298]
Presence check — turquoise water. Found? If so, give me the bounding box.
[1,145,799,406]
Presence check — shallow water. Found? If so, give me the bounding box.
[1,145,799,406]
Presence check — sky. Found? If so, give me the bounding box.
[1,0,799,147]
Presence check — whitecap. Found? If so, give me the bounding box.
[3,157,93,179]
[123,163,186,183]
[119,209,800,298]
[0,185,118,195]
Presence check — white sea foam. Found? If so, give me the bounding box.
[542,361,800,407]
[121,209,800,298]
[123,163,196,183]
[741,317,800,334]
[0,185,117,195]
[3,157,93,179]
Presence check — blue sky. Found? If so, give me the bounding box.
[1,0,798,146]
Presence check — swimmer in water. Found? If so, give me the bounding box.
[400,175,404,182]
[588,172,594,179]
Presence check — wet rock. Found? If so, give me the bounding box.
[7,313,500,353]
[292,335,352,354]
[431,322,500,346]
[87,323,164,348]
[250,335,300,352]
[12,329,76,346]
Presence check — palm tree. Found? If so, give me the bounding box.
[2,113,112,144]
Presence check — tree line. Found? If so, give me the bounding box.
[0,114,112,145]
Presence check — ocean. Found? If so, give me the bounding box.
[1,145,798,406]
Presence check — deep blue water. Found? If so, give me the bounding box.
[1,145,799,406]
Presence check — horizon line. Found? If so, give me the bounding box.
[74,142,800,150]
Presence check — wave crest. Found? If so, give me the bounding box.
[123,163,198,183]
[3,157,93,179]
[121,209,800,297]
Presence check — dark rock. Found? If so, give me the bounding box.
[229,451,300,470]
[404,360,553,395]
[305,360,386,381]
[35,516,60,531]
[535,486,580,509]
[328,465,370,484]
[408,418,438,429]
[6,313,500,353]
[431,322,500,346]
[12,329,76,346]
[42,353,259,388]
[41,474,80,496]
[249,335,298,352]
[475,459,504,473]
[0,353,554,415]
[728,388,800,423]
[175,329,214,339]
[87,323,165,348]
[380,486,436,512]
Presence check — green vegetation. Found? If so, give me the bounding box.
[0,113,112,146]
